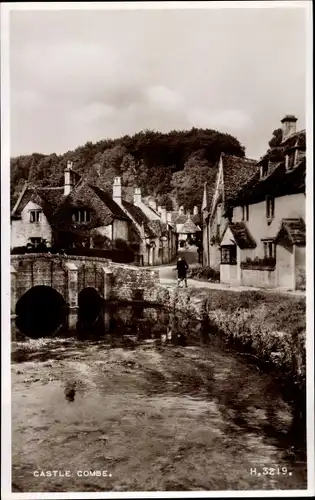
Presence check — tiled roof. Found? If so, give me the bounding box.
[11,186,64,224]
[228,222,257,249]
[231,157,305,206]
[275,218,306,245]
[88,185,129,220]
[281,129,306,149]
[222,153,258,204]
[121,200,157,238]
[174,214,187,225]
[180,217,200,234]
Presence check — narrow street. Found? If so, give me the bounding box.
[151,248,305,297]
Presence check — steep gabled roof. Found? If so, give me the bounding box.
[227,222,257,249]
[52,182,131,232]
[221,153,258,204]
[121,200,157,238]
[275,218,306,245]
[181,217,200,234]
[174,214,188,225]
[281,129,306,149]
[231,157,305,206]
[11,185,64,224]
[88,185,129,220]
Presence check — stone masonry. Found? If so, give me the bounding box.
[11,254,160,314]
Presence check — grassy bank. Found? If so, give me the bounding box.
[159,287,306,387]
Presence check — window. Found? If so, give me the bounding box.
[29,210,42,223]
[73,209,91,223]
[221,245,237,265]
[242,205,249,221]
[266,196,275,219]
[263,240,275,259]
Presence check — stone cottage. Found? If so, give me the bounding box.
[202,115,306,291]
[202,153,257,267]
[111,177,177,266]
[10,161,130,251]
[11,163,177,267]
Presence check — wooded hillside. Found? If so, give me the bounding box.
[11,128,245,211]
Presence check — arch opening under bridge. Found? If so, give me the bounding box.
[15,285,67,338]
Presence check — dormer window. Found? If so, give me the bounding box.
[73,209,91,223]
[29,209,42,223]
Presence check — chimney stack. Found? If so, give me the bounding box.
[64,161,74,196]
[167,211,172,223]
[133,187,141,205]
[179,206,185,215]
[113,177,122,204]
[160,206,167,223]
[157,205,162,214]
[193,206,199,216]
[281,115,297,142]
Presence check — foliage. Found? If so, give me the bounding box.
[171,149,218,210]
[268,128,283,149]
[90,231,112,250]
[188,265,220,282]
[240,256,276,270]
[11,128,245,210]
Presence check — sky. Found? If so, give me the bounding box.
[9,4,308,160]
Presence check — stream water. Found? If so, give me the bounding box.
[11,302,307,492]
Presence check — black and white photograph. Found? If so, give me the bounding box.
[1,1,314,497]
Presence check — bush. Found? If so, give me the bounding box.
[189,265,220,282]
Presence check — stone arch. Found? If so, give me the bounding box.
[77,287,104,323]
[15,285,67,338]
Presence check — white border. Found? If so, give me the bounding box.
[1,2,314,499]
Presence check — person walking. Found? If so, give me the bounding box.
[176,256,189,288]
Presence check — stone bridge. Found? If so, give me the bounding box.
[11,254,159,316]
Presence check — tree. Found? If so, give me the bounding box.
[268,128,283,149]
[156,193,173,211]
[10,127,245,209]
[171,151,216,211]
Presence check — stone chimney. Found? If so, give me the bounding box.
[167,211,172,223]
[157,205,162,214]
[179,206,185,216]
[281,115,298,141]
[160,206,167,223]
[148,198,157,211]
[193,206,199,216]
[113,177,122,204]
[64,161,74,196]
[133,187,141,205]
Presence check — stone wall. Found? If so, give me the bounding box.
[11,254,160,312]
[109,263,159,302]
[241,268,276,288]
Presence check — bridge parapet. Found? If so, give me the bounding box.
[10,254,159,314]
